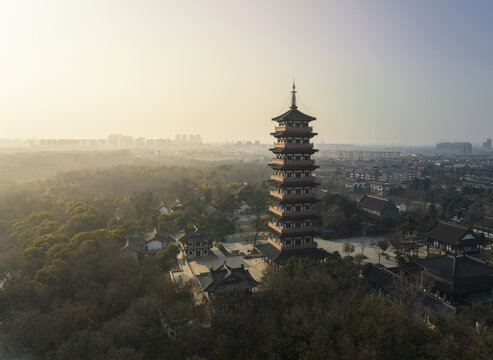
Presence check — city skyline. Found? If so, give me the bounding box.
[1,0,492,145]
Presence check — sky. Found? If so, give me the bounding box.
[0,0,492,145]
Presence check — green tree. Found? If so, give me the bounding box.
[342,242,355,257]
[157,245,179,271]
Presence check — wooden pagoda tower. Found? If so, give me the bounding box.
[256,83,327,265]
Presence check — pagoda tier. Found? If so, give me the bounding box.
[268,191,319,204]
[256,82,327,264]
[269,144,318,155]
[268,158,319,171]
[270,129,318,138]
[268,177,320,187]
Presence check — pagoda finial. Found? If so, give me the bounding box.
[290,80,298,110]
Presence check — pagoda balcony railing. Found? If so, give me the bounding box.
[268,207,318,217]
[270,175,316,182]
[271,159,315,166]
[269,191,315,200]
[274,126,313,132]
[273,143,314,149]
[268,222,318,234]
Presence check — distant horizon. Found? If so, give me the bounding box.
[1,1,492,145]
[2,133,490,148]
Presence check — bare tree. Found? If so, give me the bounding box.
[251,213,266,251]
[376,240,389,264]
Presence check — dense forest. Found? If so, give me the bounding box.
[0,162,492,359]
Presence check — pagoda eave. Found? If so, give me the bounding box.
[269,148,318,155]
[271,109,317,122]
[271,132,318,138]
[268,163,319,171]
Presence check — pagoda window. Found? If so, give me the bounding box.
[287,155,293,160]
[203,249,208,255]
[284,239,292,246]
[188,251,193,256]
[188,242,193,247]
[305,221,311,227]
[305,171,311,177]
[305,237,312,243]
[295,238,302,245]
[286,205,292,211]
[304,204,311,210]
[295,205,302,211]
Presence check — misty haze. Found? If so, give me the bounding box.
[0,1,492,360]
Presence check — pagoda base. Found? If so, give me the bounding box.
[256,242,327,265]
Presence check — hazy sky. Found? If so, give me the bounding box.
[0,0,492,145]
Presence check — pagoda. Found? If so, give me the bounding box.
[256,83,327,265]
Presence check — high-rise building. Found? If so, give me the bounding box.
[483,138,492,150]
[436,141,472,155]
[256,83,327,265]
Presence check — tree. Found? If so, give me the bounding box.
[157,245,180,271]
[322,204,346,236]
[342,242,355,257]
[390,230,404,257]
[171,178,195,203]
[353,253,367,264]
[129,192,154,219]
[250,213,267,251]
[376,240,389,264]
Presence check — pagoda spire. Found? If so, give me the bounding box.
[290,80,298,110]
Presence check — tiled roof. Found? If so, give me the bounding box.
[256,242,327,264]
[231,182,253,196]
[195,263,259,293]
[474,217,493,230]
[178,226,213,243]
[413,255,493,280]
[359,195,395,212]
[413,255,493,294]
[365,267,399,293]
[426,221,471,245]
[272,108,316,122]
